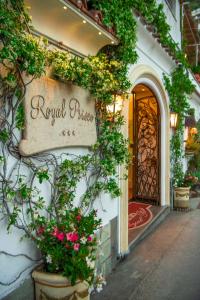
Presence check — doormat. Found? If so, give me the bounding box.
[128,202,153,229]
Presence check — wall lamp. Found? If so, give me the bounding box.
[190,127,198,135]
[170,111,178,128]
[106,93,129,114]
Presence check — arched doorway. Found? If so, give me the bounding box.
[119,65,170,255]
[128,84,160,206]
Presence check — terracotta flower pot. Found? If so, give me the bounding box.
[174,187,190,209]
[32,267,89,300]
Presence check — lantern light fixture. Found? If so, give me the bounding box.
[190,127,198,135]
[170,111,178,128]
[106,94,128,114]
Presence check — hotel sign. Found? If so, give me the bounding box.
[19,77,97,156]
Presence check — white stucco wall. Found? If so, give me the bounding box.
[135,18,176,76]
[157,0,181,46]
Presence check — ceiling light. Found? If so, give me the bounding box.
[111,41,114,44]
[98,32,102,35]
[83,20,86,24]
[63,6,67,10]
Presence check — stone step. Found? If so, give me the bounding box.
[128,206,170,252]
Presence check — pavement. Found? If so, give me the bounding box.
[91,208,200,300]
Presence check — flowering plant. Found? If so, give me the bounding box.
[182,173,198,188]
[173,165,198,188]
[5,158,107,291]
[32,207,103,286]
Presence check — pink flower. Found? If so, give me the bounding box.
[73,243,80,251]
[52,227,59,237]
[57,232,65,241]
[66,232,72,241]
[87,236,92,242]
[66,232,79,242]
[76,215,81,221]
[36,226,45,236]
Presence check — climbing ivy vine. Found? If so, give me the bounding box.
[0,0,197,245]
[0,0,130,240]
[164,67,195,186]
[92,0,187,66]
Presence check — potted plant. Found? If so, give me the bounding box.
[31,207,104,300]
[173,164,198,209]
[173,163,188,209]
[5,168,106,300]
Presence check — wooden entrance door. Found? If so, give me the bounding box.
[128,85,160,205]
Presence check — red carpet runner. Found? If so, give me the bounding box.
[128,202,153,229]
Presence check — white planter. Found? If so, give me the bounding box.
[32,267,89,300]
[174,187,190,209]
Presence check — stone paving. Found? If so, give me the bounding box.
[91,208,200,300]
